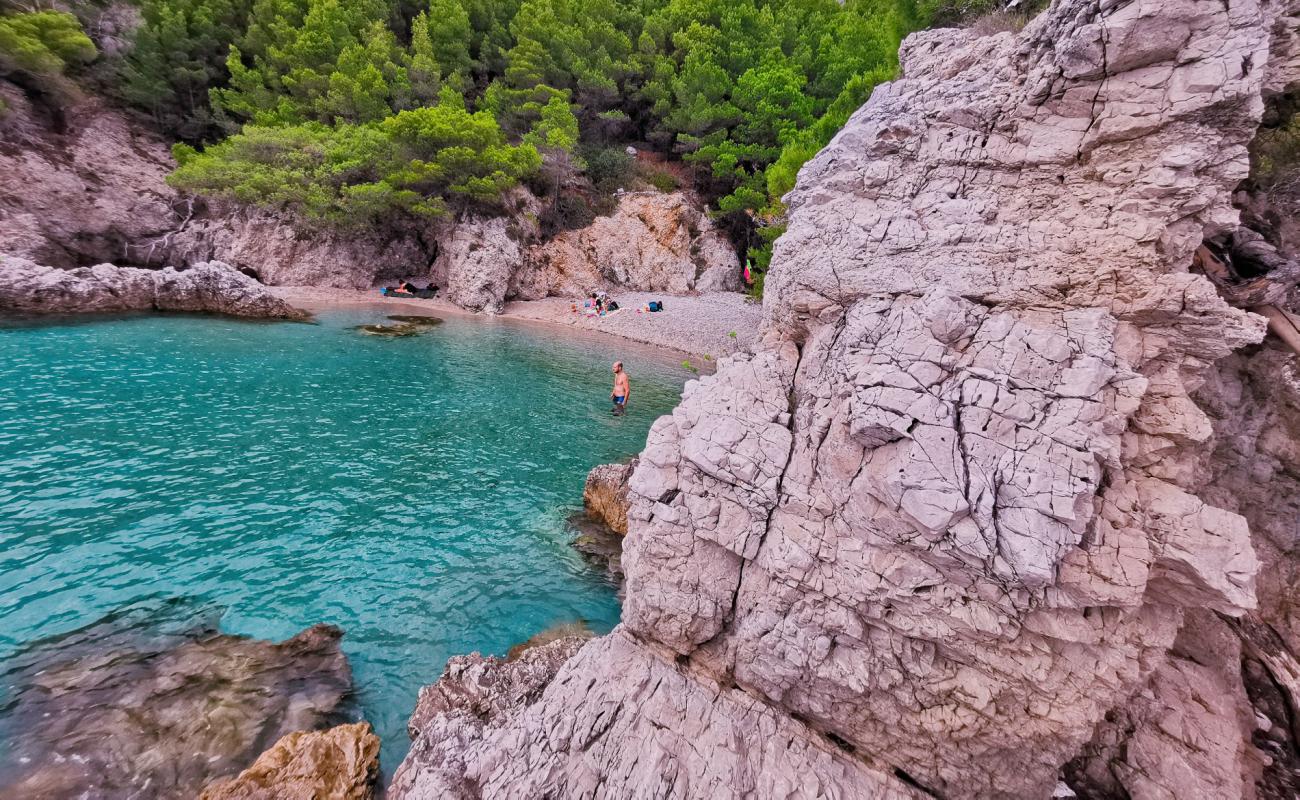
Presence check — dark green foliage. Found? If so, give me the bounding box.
[916,0,1048,28]
[112,0,928,269]
[118,0,252,140]
[1252,101,1300,194]
[580,144,635,192]
[213,0,407,127]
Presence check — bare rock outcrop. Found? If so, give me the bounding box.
[435,215,525,313]
[166,202,434,289]
[582,458,637,535]
[0,81,740,311]
[512,192,741,299]
[199,722,381,800]
[0,83,178,268]
[393,1,1300,798]
[0,255,309,319]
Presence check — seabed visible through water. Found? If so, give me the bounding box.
[0,307,695,778]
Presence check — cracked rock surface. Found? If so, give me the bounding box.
[393,1,1300,797]
[512,191,741,299]
[0,255,309,320]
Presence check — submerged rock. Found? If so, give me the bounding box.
[569,513,625,584]
[353,319,441,337]
[199,722,380,800]
[387,314,445,326]
[0,256,309,320]
[0,606,354,799]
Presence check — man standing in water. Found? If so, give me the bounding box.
[611,361,630,415]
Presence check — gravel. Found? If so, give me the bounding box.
[270,286,763,360]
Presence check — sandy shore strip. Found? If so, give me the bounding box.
[269,286,763,360]
[501,292,761,359]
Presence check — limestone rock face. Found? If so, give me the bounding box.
[0,255,309,319]
[0,84,178,268]
[435,216,524,313]
[199,722,381,800]
[390,636,591,798]
[167,203,434,289]
[512,192,741,299]
[582,458,637,535]
[393,1,1300,798]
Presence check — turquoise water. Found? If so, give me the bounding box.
[0,308,690,774]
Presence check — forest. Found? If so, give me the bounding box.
[0,0,1018,290]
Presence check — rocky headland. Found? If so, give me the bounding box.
[0,255,309,319]
[388,1,1300,798]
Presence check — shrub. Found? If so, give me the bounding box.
[0,10,97,103]
[168,96,540,223]
[640,165,679,193]
[580,144,634,193]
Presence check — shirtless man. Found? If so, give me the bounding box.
[610,362,630,415]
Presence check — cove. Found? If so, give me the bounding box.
[0,308,694,776]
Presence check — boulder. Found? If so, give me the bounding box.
[199,722,381,800]
[513,192,740,299]
[0,255,309,320]
[582,458,637,535]
[435,216,524,314]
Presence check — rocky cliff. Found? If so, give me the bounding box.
[0,80,740,311]
[393,1,1300,798]
[512,192,741,300]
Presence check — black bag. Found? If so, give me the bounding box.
[648,301,663,312]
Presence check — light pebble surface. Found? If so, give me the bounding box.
[269,286,761,361]
[501,291,761,360]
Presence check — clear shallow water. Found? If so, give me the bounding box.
[0,308,691,774]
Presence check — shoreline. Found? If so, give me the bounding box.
[268,286,763,362]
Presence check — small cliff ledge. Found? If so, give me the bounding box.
[0,256,309,320]
[393,1,1300,798]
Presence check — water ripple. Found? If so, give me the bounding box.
[0,309,691,774]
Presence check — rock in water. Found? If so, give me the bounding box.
[387,315,444,326]
[199,722,381,800]
[353,322,436,337]
[0,256,309,320]
[391,1,1300,798]
[582,458,637,535]
[0,608,354,799]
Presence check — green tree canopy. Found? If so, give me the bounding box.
[0,9,96,98]
[170,89,540,221]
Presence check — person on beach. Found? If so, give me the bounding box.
[610,362,630,416]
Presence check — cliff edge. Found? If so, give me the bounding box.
[393,0,1300,798]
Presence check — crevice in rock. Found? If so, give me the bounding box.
[892,765,943,798]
